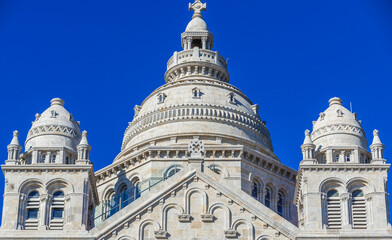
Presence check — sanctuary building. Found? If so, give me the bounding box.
[1,1,391,239]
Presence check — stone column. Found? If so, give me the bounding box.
[17,193,27,230]
[32,150,38,164]
[340,193,352,229]
[303,192,323,230]
[38,194,51,230]
[365,193,374,228]
[46,151,51,164]
[326,149,333,163]
[58,150,65,164]
[1,192,20,230]
[339,150,345,163]
[64,194,72,230]
[352,149,359,163]
[201,37,207,49]
[369,192,389,229]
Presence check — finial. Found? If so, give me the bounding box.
[189,0,207,19]
[329,97,342,106]
[79,130,90,145]
[373,129,379,136]
[302,129,314,145]
[10,130,21,146]
[372,129,382,145]
[35,113,41,121]
[50,98,64,106]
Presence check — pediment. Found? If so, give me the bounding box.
[91,168,299,240]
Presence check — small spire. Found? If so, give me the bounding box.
[10,130,20,146]
[79,130,89,145]
[302,129,313,145]
[189,0,207,19]
[372,129,382,145]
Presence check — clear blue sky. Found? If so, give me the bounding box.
[1,0,392,223]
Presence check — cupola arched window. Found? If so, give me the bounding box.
[157,92,167,104]
[192,88,202,99]
[25,191,40,230]
[352,189,367,229]
[326,189,341,229]
[49,191,65,230]
[227,92,235,104]
[264,187,271,208]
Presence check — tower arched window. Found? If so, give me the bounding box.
[251,182,259,200]
[264,187,271,208]
[25,191,40,230]
[352,189,367,229]
[49,191,65,230]
[277,192,284,217]
[326,189,341,229]
[345,152,351,162]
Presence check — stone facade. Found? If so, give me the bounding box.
[0,1,391,239]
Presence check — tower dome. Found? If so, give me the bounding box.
[24,98,82,163]
[185,17,209,31]
[311,97,368,151]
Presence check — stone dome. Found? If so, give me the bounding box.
[311,97,368,151]
[25,98,82,151]
[185,17,209,31]
[119,79,275,161]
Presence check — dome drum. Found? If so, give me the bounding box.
[166,48,228,83]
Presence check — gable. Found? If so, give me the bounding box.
[91,168,299,240]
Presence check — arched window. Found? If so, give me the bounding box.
[277,193,284,217]
[208,164,221,175]
[264,187,271,208]
[117,184,130,209]
[25,191,40,230]
[49,191,65,230]
[251,182,259,200]
[327,189,341,229]
[352,189,366,229]
[165,166,181,179]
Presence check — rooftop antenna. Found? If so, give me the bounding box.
[350,101,353,113]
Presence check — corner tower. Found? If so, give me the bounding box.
[295,97,391,237]
[1,98,98,237]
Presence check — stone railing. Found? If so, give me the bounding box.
[121,103,271,151]
[167,48,227,70]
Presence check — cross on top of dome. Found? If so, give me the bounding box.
[189,0,207,19]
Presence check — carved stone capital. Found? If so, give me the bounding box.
[224,229,238,238]
[178,214,192,222]
[365,193,373,202]
[154,229,168,239]
[201,213,214,222]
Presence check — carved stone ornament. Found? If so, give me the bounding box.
[224,229,238,238]
[188,137,205,158]
[189,0,207,18]
[201,213,214,222]
[154,229,169,239]
[178,214,192,222]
